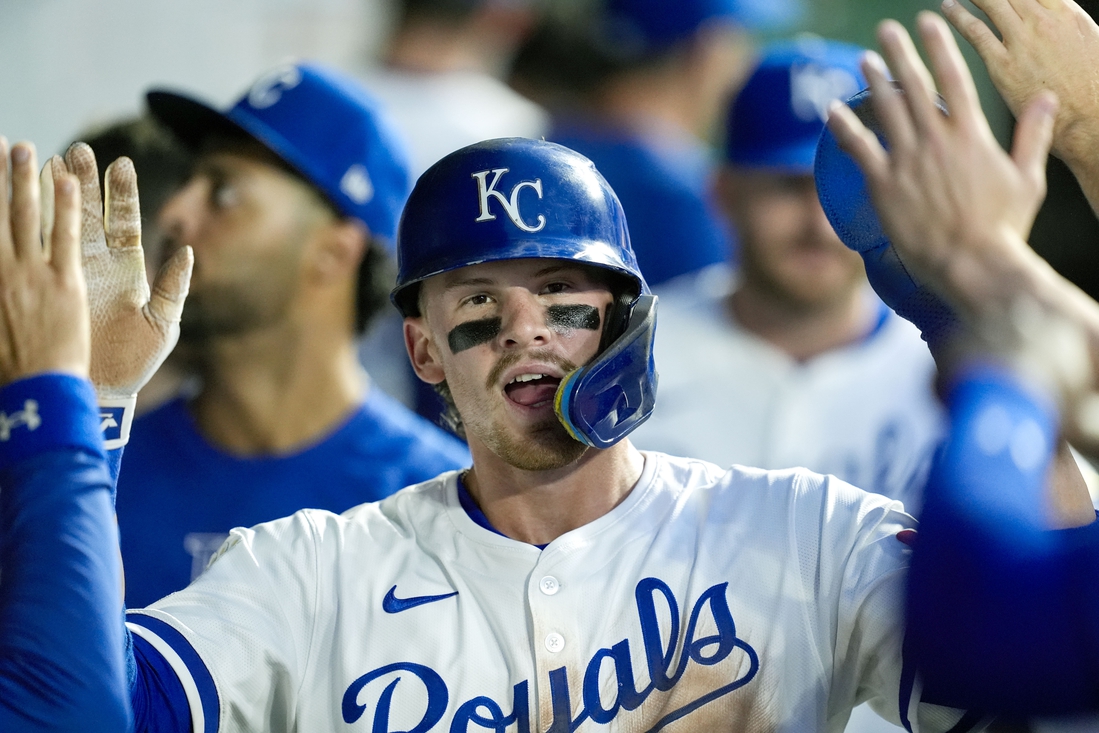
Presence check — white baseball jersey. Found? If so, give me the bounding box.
[126,452,976,733]
[632,278,944,513]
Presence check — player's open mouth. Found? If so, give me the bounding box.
[504,373,561,408]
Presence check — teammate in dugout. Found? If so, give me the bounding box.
[117,63,471,607]
[820,0,1099,718]
[4,27,1095,730]
[630,38,944,513]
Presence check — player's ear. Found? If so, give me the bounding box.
[307,217,368,285]
[405,316,446,385]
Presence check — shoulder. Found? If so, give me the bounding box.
[346,390,471,467]
[122,397,202,466]
[130,396,192,438]
[662,453,911,536]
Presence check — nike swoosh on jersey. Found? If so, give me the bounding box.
[382,585,459,614]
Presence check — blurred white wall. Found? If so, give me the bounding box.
[0,0,393,157]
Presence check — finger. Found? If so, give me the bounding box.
[919,11,986,131]
[967,0,1023,34]
[147,244,193,325]
[942,0,1009,62]
[9,142,42,261]
[863,50,917,152]
[103,157,142,251]
[0,138,11,262]
[64,142,105,255]
[1012,91,1057,196]
[39,156,63,259]
[826,101,891,184]
[49,172,83,281]
[877,20,944,135]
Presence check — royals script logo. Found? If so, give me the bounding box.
[471,168,547,233]
[341,577,759,732]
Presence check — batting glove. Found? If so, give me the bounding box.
[49,144,193,449]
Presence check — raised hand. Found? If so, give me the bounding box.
[0,139,88,386]
[53,143,192,445]
[941,0,1099,165]
[824,12,1057,323]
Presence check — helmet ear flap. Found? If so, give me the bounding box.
[599,290,636,355]
[555,294,659,449]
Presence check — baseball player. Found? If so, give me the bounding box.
[824,4,1099,717]
[0,130,992,732]
[114,62,471,606]
[0,136,191,731]
[629,38,943,513]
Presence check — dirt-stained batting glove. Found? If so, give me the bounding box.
[49,143,193,449]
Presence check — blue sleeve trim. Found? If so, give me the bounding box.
[130,632,194,733]
[0,373,103,465]
[898,628,916,733]
[127,613,219,733]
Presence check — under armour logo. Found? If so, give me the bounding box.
[789,62,861,123]
[0,400,41,441]
[247,65,303,109]
[340,164,374,205]
[471,168,546,233]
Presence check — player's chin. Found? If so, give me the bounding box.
[493,420,588,471]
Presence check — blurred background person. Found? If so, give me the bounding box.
[630,39,944,518]
[510,0,800,288]
[359,0,548,178]
[76,114,197,415]
[115,62,470,607]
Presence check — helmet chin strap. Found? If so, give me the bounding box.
[554,294,659,449]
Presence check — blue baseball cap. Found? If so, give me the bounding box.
[600,0,803,54]
[147,61,411,246]
[725,37,866,172]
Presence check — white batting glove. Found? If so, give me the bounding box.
[48,143,193,449]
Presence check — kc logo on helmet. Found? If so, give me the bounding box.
[471,168,546,233]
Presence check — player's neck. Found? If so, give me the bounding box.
[384,23,494,75]
[462,439,645,546]
[729,284,878,362]
[593,68,707,141]
[188,317,367,455]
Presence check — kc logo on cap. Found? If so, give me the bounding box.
[247,65,303,110]
[790,62,861,123]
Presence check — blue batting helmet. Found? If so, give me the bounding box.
[814,87,959,345]
[393,137,658,449]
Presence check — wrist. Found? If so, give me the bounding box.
[0,374,104,465]
[941,231,1040,319]
[1053,117,1099,172]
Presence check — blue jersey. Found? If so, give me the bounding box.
[550,121,732,287]
[116,387,470,607]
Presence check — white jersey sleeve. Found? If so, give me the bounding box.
[128,508,329,732]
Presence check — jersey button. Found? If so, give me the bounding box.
[544,632,565,653]
[539,576,560,595]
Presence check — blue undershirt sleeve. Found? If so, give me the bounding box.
[908,366,1099,715]
[0,374,131,732]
